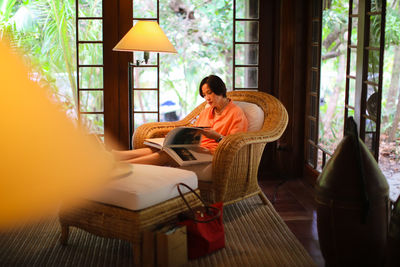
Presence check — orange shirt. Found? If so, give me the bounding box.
[195,99,248,153]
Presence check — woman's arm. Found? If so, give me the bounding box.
[200,128,223,141]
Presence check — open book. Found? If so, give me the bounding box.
[144,127,213,166]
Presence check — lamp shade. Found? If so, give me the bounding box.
[113,21,177,53]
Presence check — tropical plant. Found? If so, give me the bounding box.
[0,0,77,117]
[159,0,233,117]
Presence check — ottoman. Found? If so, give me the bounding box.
[59,164,201,266]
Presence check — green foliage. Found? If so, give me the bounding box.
[159,0,233,116]
[319,0,400,165]
[1,0,237,134]
[0,0,77,116]
[385,7,400,46]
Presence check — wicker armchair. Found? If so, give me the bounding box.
[133,91,288,205]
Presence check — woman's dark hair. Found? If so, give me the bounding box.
[199,75,227,98]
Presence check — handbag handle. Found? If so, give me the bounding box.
[177,183,221,223]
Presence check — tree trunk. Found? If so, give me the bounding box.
[383,46,400,127]
[388,89,400,142]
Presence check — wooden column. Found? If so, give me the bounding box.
[258,0,310,179]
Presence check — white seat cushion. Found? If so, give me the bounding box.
[88,164,198,211]
[234,101,264,132]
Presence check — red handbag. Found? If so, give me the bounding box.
[177,183,225,260]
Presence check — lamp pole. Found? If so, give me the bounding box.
[128,62,134,149]
[113,21,177,149]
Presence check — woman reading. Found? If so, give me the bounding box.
[112,75,248,165]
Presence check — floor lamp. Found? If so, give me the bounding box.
[113,21,177,149]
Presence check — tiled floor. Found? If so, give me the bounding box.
[259,178,325,267]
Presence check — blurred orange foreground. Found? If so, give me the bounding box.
[0,40,115,229]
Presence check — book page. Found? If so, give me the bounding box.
[143,138,165,149]
[164,127,203,147]
[165,146,212,166]
[170,147,197,161]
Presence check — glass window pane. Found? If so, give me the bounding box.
[312,0,321,18]
[349,48,357,76]
[319,2,348,160]
[312,46,319,68]
[81,114,104,135]
[236,0,259,19]
[352,0,359,14]
[369,15,382,47]
[80,91,103,112]
[368,50,380,84]
[348,78,356,107]
[133,0,157,18]
[311,70,318,93]
[366,118,377,132]
[78,0,102,18]
[365,132,376,152]
[351,17,358,46]
[235,21,259,42]
[79,43,103,65]
[160,93,182,122]
[365,118,377,153]
[311,95,317,117]
[79,67,103,89]
[134,90,158,112]
[310,119,316,141]
[235,67,258,88]
[312,21,320,43]
[133,67,158,88]
[366,91,379,121]
[134,113,158,130]
[347,108,355,118]
[78,19,103,41]
[235,44,258,65]
[371,0,382,12]
[308,143,316,165]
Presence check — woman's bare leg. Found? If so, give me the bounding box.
[111,147,156,161]
[123,151,173,166]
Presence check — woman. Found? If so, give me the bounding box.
[113,75,248,165]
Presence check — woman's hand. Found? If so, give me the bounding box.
[201,128,223,141]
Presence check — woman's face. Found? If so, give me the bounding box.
[201,83,224,108]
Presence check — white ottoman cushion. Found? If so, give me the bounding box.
[88,164,198,211]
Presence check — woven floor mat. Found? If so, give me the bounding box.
[0,196,315,267]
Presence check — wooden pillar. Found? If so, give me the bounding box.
[258,0,310,179]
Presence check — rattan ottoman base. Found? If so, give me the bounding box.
[59,190,201,266]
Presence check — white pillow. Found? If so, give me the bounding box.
[234,101,264,132]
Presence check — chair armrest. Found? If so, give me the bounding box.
[211,95,288,202]
[213,93,289,171]
[211,132,267,199]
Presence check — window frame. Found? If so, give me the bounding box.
[76,0,105,138]
[305,0,387,174]
[76,0,261,147]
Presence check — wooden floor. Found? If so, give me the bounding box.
[259,178,325,267]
